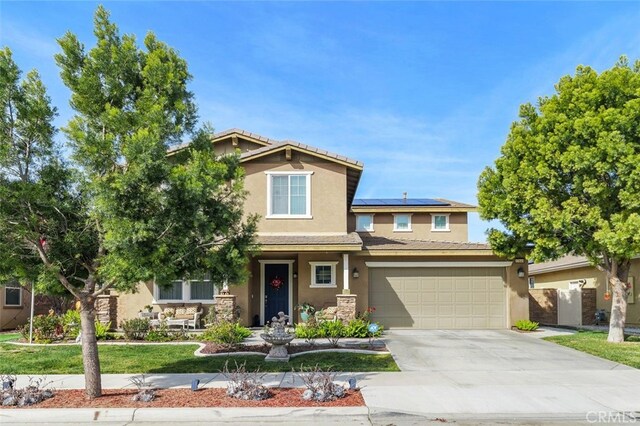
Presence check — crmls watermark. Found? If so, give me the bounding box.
[586,411,638,423]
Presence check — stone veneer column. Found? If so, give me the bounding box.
[95,295,118,329]
[214,294,237,322]
[336,294,357,323]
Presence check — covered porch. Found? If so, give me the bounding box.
[230,233,365,326]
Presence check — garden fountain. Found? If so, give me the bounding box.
[260,311,294,362]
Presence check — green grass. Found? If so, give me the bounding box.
[0,333,20,342]
[544,331,640,369]
[0,343,399,374]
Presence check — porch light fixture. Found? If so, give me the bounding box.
[293,272,298,279]
[352,268,360,279]
[517,267,525,278]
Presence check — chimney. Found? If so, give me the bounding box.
[403,192,407,203]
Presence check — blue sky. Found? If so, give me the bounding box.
[2,1,640,242]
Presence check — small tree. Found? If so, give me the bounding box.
[1,6,257,398]
[478,57,640,343]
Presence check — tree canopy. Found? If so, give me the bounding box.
[478,56,640,342]
[1,6,257,397]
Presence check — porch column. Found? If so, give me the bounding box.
[342,253,350,294]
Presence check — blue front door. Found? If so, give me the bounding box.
[264,263,289,324]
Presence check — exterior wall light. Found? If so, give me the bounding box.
[352,268,360,279]
[517,267,525,278]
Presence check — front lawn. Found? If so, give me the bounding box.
[544,331,640,369]
[0,333,20,342]
[0,343,399,374]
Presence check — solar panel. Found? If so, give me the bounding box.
[352,198,450,206]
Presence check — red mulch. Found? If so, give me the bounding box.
[202,342,387,354]
[7,388,364,409]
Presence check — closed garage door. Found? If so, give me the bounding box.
[369,267,506,329]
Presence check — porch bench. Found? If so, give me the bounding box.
[158,304,203,329]
[315,306,338,322]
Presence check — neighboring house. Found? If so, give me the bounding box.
[114,129,528,329]
[529,256,640,326]
[0,282,31,331]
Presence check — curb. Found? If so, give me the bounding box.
[0,406,370,423]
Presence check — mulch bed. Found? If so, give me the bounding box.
[6,388,364,408]
[201,342,387,355]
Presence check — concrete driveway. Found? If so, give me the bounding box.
[359,329,640,424]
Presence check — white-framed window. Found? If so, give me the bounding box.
[431,213,450,231]
[265,171,313,218]
[393,213,412,232]
[309,261,338,288]
[356,214,374,232]
[155,273,217,304]
[4,283,22,307]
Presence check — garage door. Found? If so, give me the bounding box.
[369,267,506,329]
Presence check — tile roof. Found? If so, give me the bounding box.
[353,198,449,207]
[167,128,277,154]
[528,255,591,275]
[257,233,363,246]
[240,141,364,169]
[360,236,492,251]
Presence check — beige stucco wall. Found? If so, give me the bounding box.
[349,212,468,241]
[506,262,529,327]
[531,261,640,326]
[0,285,32,331]
[213,138,265,156]
[243,151,348,233]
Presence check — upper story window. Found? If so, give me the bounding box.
[4,282,22,307]
[431,213,450,231]
[356,214,374,232]
[155,273,217,304]
[266,171,313,218]
[393,213,412,232]
[309,261,338,288]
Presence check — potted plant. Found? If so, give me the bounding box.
[295,302,316,322]
[144,305,153,313]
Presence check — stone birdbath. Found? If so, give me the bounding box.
[260,311,294,362]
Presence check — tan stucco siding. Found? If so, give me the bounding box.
[532,262,640,326]
[350,212,468,241]
[243,152,348,233]
[213,139,265,156]
[506,263,529,327]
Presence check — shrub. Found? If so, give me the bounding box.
[295,322,323,346]
[94,321,111,340]
[296,365,345,402]
[145,322,190,342]
[223,361,271,401]
[515,319,539,331]
[21,314,62,343]
[201,321,252,345]
[121,318,151,340]
[320,320,345,347]
[344,318,370,338]
[61,310,81,339]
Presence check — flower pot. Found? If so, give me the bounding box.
[300,312,310,323]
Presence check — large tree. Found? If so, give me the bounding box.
[1,7,257,398]
[478,57,640,343]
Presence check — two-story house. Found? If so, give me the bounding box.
[114,129,529,330]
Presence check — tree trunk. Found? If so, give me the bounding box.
[79,296,102,398]
[607,271,629,343]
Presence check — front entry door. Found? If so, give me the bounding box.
[264,263,289,324]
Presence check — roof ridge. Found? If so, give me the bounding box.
[240,140,363,168]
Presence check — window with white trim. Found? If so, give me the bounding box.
[356,214,374,232]
[393,214,412,232]
[431,214,450,231]
[266,171,312,218]
[309,261,338,288]
[4,283,22,307]
[155,273,217,303]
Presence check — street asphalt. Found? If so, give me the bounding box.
[2,328,639,425]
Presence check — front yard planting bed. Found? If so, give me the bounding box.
[3,388,364,409]
[544,331,640,369]
[202,341,389,355]
[0,343,399,374]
